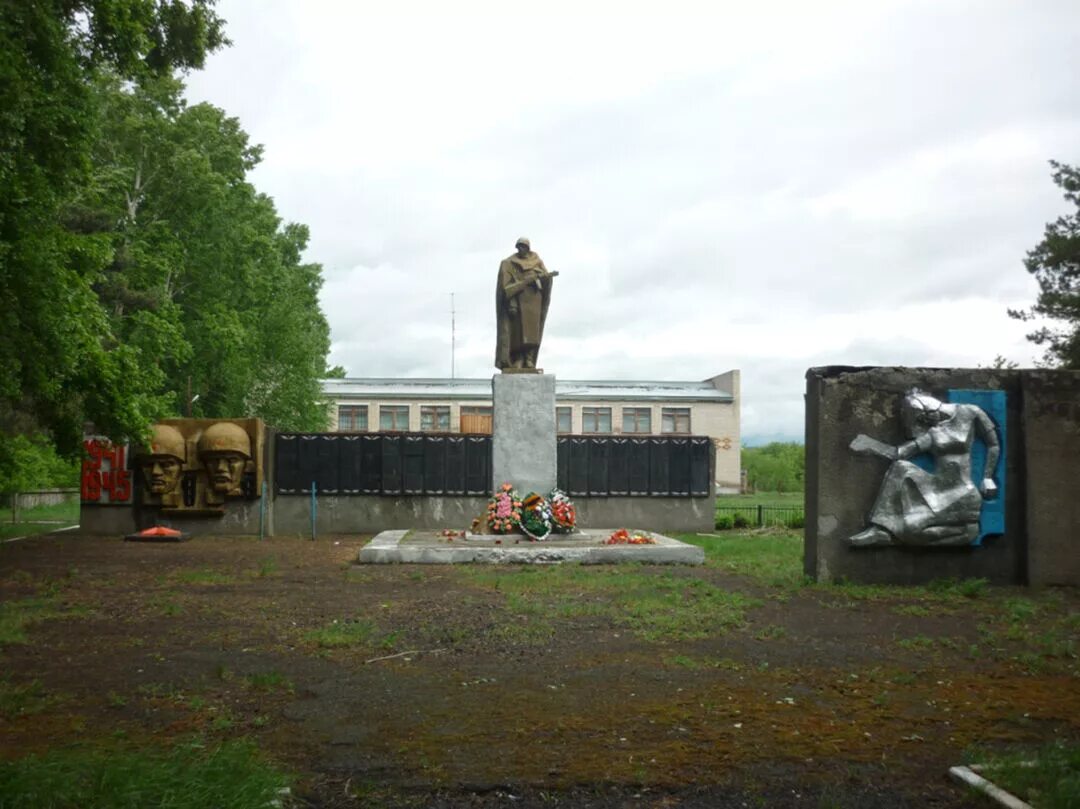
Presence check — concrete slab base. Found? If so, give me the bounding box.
[357,529,705,565]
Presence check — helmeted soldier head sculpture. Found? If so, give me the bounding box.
[140,424,186,495]
[197,422,252,495]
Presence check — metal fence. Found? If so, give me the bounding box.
[3,488,80,523]
[715,504,804,528]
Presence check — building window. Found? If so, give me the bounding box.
[582,406,612,434]
[460,405,493,435]
[337,405,368,432]
[556,406,572,434]
[420,405,450,432]
[379,405,410,431]
[622,407,651,434]
[661,407,691,434]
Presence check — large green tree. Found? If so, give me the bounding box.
[81,74,332,430]
[741,442,804,493]
[0,1,226,469]
[2,2,332,492]
[1009,161,1080,369]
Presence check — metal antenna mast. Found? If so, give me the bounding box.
[450,292,456,379]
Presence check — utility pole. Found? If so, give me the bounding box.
[450,292,456,379]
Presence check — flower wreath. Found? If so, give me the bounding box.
[519,492,553,541]
[548,488,577,533]
[486,483,522,534]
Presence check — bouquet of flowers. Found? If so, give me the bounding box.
[486,483,522,533]
[519,492,552,541]
[604,528,656,545]
[548,488,577,533]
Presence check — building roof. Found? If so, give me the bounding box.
[322,377,734,403]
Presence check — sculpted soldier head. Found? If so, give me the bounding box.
[197,422,252,494]
[140,424,186,495]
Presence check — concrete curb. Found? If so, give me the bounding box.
[357,529,705,565]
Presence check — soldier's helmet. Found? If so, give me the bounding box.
[197,422,251,458]
[145,424,186,461]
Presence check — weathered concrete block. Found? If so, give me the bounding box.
[492,373,557,495]
[805,367,1025,585]
[1022,370,1080,586]
[273,495,488,535]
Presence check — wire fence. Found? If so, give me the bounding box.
[2,489,80,524]
[715,505,804,529]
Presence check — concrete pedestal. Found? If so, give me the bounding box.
[492,373,557,495]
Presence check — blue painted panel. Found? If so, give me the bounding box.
[949,390,1006,545]
[907,390,1006,545]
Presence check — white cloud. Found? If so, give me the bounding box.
[184,0,1080,442]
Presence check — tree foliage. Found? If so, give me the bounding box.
[1009,161,1080,369]
[1,1,332,488]
[742,442,804,493]
[0,1,226,467]
[83,75,333,430]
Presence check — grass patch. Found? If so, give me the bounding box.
[0,679,61,717]
[463,566,759,642]
[304,618,378,648]
[252,557,279,578]
[974,741,1080,809]
[0,592,84,645]
[0,739,290,809]
[715,492,803,508]
[244,671,293,692]
[173,569,237,586]
[0,501,79,540]
[680,531,804,588]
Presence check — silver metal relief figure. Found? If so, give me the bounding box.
[849,389,1000,547]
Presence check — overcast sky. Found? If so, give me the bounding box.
[184,0,1080,443]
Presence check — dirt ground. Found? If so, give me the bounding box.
[1,531,1077,808]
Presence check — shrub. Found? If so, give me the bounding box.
[715,514,734,531]
[785,514,805,529]
[733,513,750,529]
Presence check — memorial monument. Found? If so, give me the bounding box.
[492,237,559,495]
[848,389,1001,547]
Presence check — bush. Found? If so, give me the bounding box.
[733,513,750,529]
[715,514,734,531]
[785,514,805,529]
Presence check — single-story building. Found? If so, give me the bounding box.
[321,370,741,492]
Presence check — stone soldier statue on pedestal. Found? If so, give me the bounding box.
[494,237,558,371]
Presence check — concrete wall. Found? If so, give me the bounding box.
[805,366,1080,586]
[79,504,138,535]
[805,367,1026,585]
[1022,370,1080,586]
[273,494,716,536]
[79,500,265,537]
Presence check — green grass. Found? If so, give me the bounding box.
[715,492,804,508]
[172,569,237,586]
[463,565,759,642]
[0,592,85,645]
[304,618,378,648]
[0,679,62,717]
[680,531,805,588]
[244,671,293,692]
[974,741,1080,809]
[0,740,290,809]
[0,501,79,540]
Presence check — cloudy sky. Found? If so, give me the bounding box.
[184,0,1080,443]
